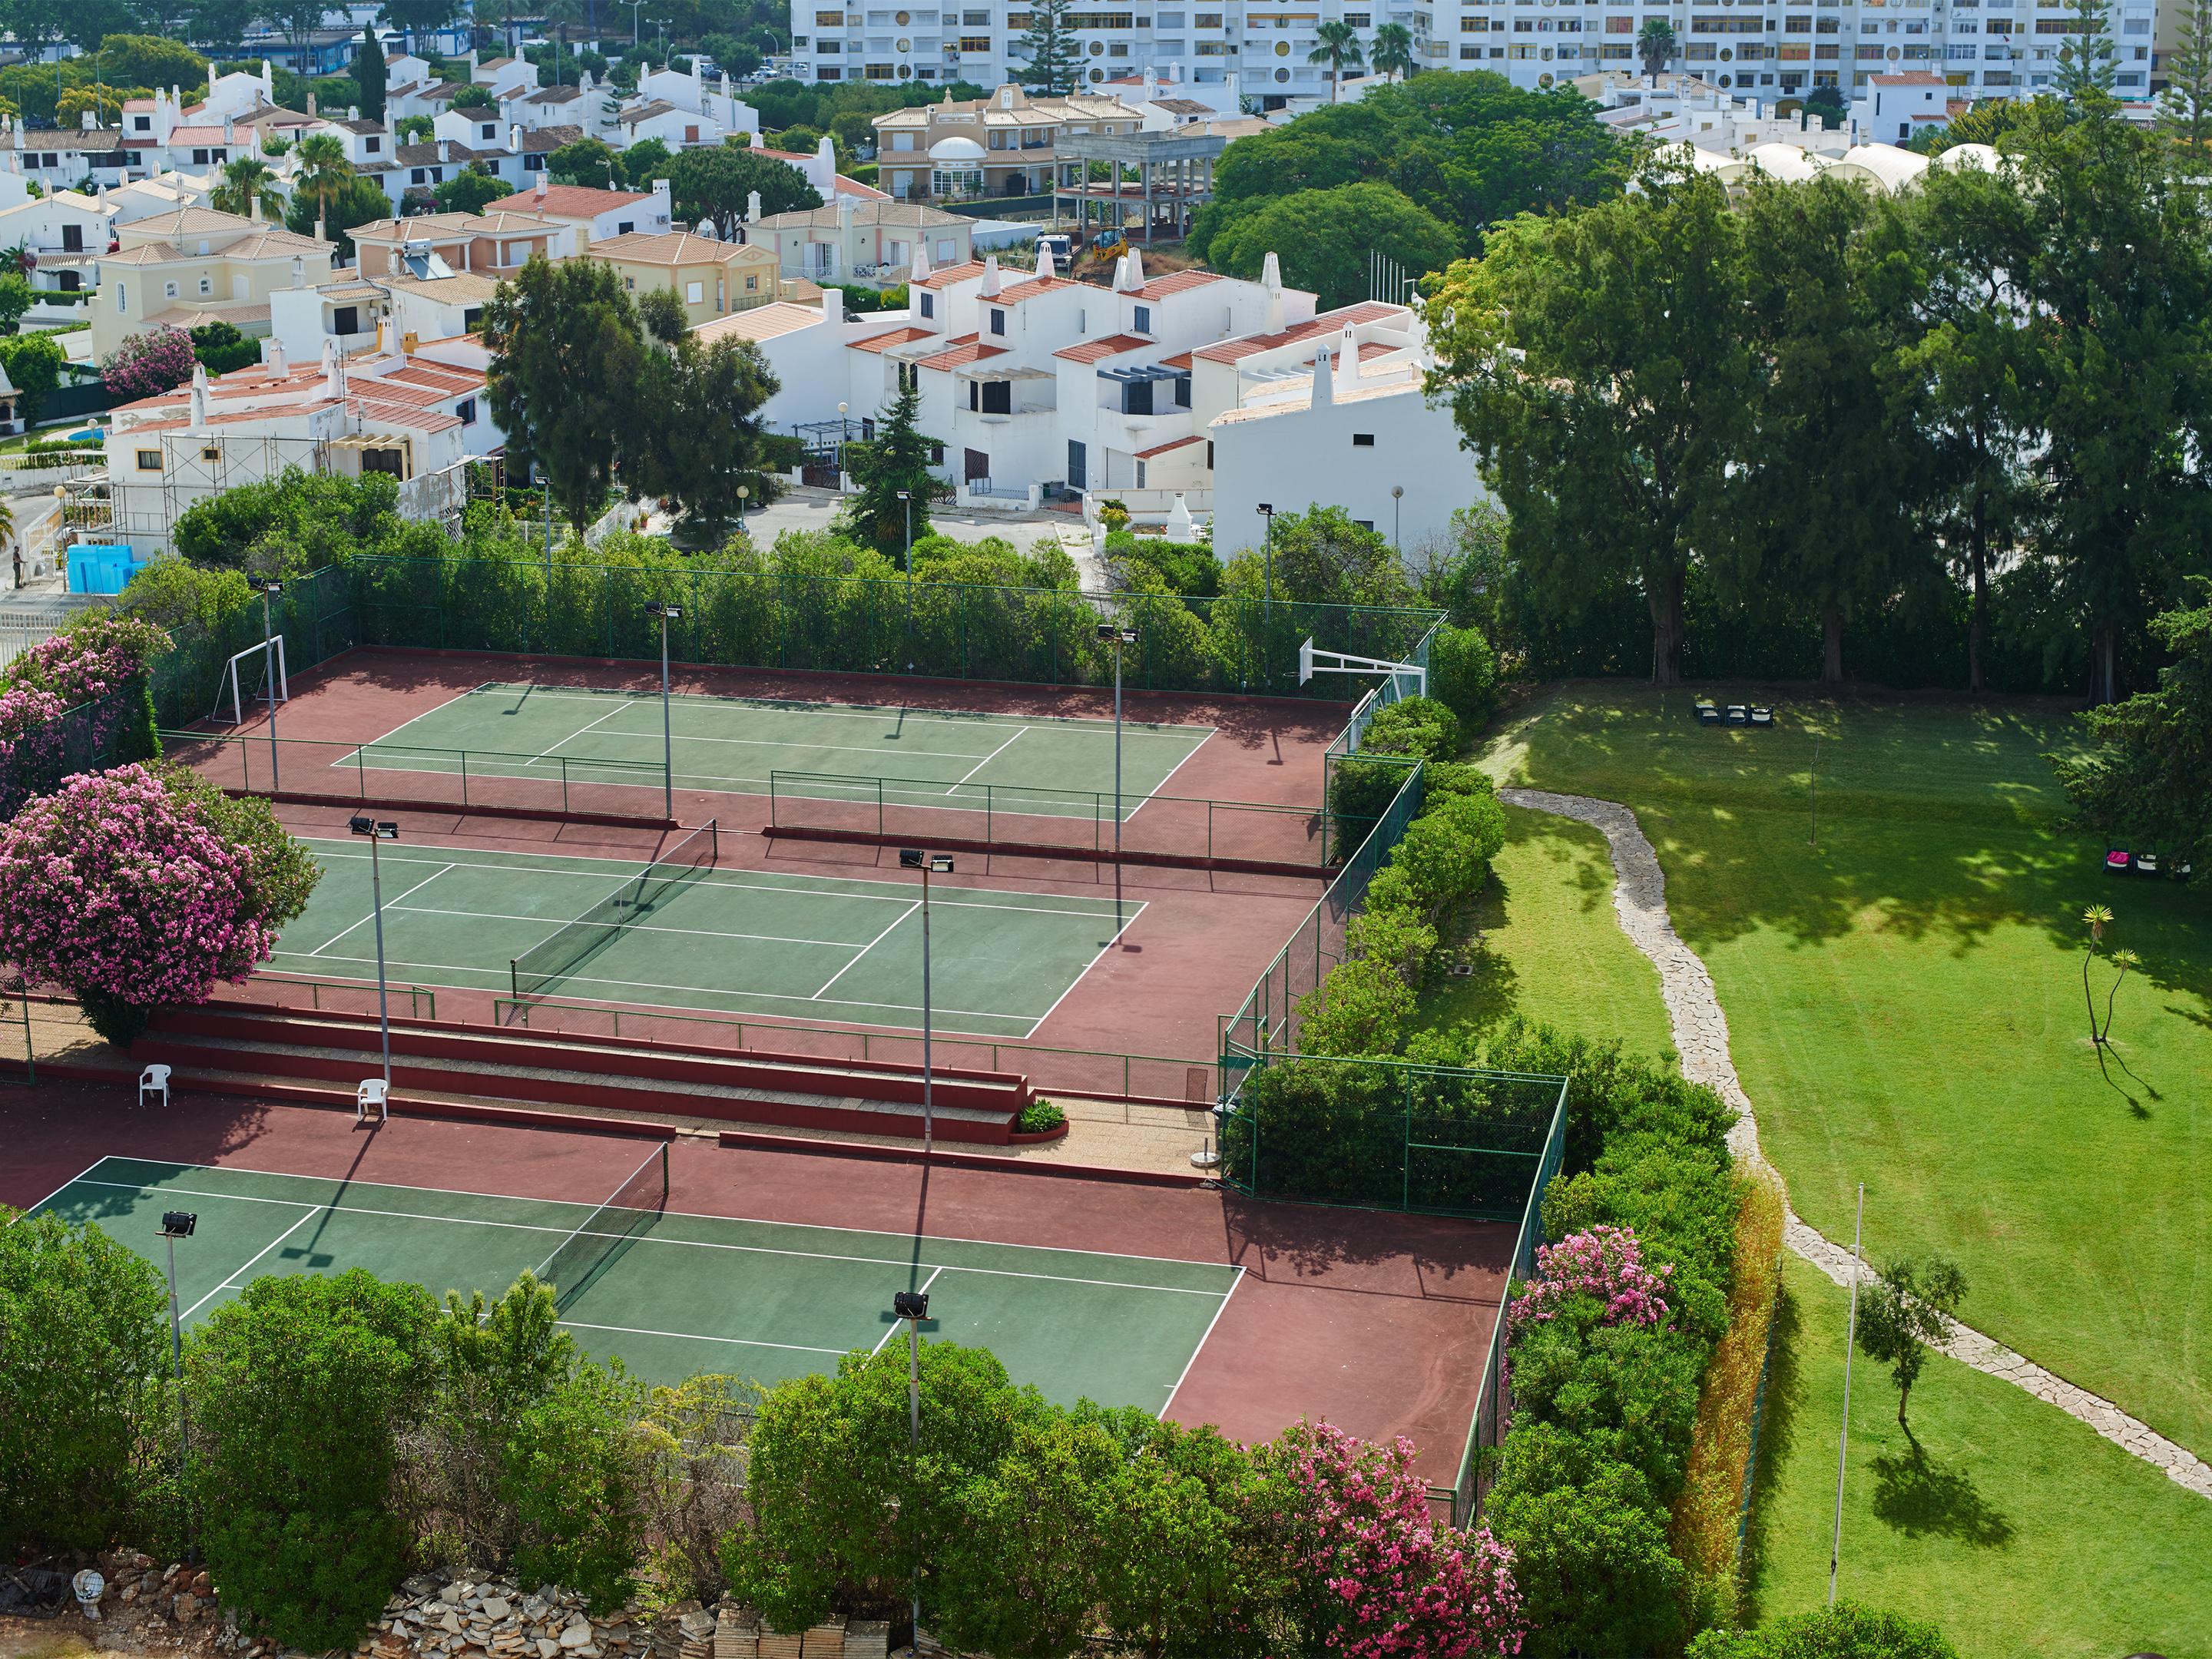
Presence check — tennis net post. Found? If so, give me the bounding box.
[531,1141,671,1310]
[507,820,719,1002]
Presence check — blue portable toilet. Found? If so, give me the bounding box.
[66,544,151,596]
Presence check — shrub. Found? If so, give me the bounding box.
[0,1209,171,1552]
[1687,1601,1961,1659]
[102,326,198,400]
[8,611,173,762]
[508,1363,654,1611]
[1487,1452,1687,1659]
[1294,954,1418,1058]
[0,330,67,421]
[187,1271,439,1649]
[190,320,261,376]
[1430,623,1498,729]
[1016,1099,1065,1133]
[0,763,320,1045]
[1363,694,1463,762]
[1391,790,1506,913]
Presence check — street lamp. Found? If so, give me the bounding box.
[1391,484,1404,553]
[897,848,954,1154]
[349,816,399,1087]
[255,578,283,789]
[644,601,681,818]
[1257,502,1276,682]
[896,488,912,585]
[1095,620,1137,930]
[836,401,850,486]
[890,1286,932,1642]
[737,483,751,535]
[158,1209,196,1560]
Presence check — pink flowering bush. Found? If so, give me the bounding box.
[1273,1420,1525,1658]
[0,763,319,1045]
[1509,1225,1673,1334]
[0,614,172,798]
[8,614,172,707]
[101,327,199,402]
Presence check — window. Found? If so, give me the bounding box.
[1460,42,1482,55]
[366,136,380,151]
[200,445,220,462]
[1606,12,1633,27]
[961,33,992,47]
[817,9,843,22]
[686,280,706,302]
[1174,374,1190,406]
[1784,11,1810,24]
[1121,378,1154,414]
[1195,8,1223,22]
[1816,15,1839,28]
[61,224,81,252]
[412,167,429,183]
[866,63,896,77]
[134,114,151,131]
[1133,303,1151,332]
[969,378,1012,412]
[164,280,179,299]
[117,282,126,312]
[334,305,360,333]
[198,277,212,296]
[1345,9,1372,22]
[988,307,1006,334]
[920,290,935,316]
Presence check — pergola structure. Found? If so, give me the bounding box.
[1051,128,1231,246]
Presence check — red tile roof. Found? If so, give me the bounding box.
[913,259,988,290]
[850,326,937,353]
[1133,269,1221,300]
[1158,350,1194,371]
[1190,301,1402,366]
[1134,432,1207,460]
[992,274,1081,305]
[1053,333,1151,363]
[916,339,1006,372]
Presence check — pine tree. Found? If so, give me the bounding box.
[2053,0,2118,104]
[2158,0,2212,159]
[843,374,940,558]
[1016,0,1082,96]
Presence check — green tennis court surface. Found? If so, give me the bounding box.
[270,837,1138,1038]
[339,684,1216,818]
[31,1157,1239,1408]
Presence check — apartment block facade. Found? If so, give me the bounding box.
[790,0,2158,108]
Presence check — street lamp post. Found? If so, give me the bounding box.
[1095,620,1137,929]
[159,1209,197,1561]
[1391,484,1404,553]
[256,578,283,790]
[897,488,912,585]
[836,402,849,487]
[890,1286,932,1643]
[644,601,681,818]
[898,849,955,1154]
[1257,502,1276,685]
[737,483,751,535]
[349,816,399,1086]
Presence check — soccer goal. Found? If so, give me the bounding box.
[212,636,290,726]
[1298,637,1426,699]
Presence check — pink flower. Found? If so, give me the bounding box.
[1508,1225,1673,1335]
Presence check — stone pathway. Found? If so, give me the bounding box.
[1501,786,2212,1502]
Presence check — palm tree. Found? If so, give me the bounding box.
[1636,16,1678,80]
[1370,22,1418,81]
[293,132,355,231]
[210,155,285,220]
[1309,18,1366,102]
[475,0,513,54]
[544,0,585,85]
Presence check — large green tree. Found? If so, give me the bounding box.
[353,26,389,122]
[1428,164,1752,684]
[625,324,782,544]
[486,254,651,532]
[1205,181,1457,310]
[2158,0,2212,161]
[842,373,939,558]
[2053,581,2212,872]
[656,142,821,238]
[1730,176,1934,684]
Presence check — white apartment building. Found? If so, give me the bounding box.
[790,0,2158,110]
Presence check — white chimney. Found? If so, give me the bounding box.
[268,337,288,376]
[223,117,235,147]
[822,286,844,326]
[909,237,932,282]
[982,253,1001,296]
[534,172,547,201]
[1123,247,1144,290]
[1034,237,1055,280]
[1311,345,1333,407]
[189,364,210,426]
[745,187,762,224]
[306,90,318,116]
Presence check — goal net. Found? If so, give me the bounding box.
[212,637,290,726]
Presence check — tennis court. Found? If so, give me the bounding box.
[29,1154,1240,1408]
[268,833,1138,1038]
[338,683,1217,819]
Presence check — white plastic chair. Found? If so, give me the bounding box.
[356,1078,389,1124]
[137,1064,171,1108]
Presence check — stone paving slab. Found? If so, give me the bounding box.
[1502,786,2212,1502]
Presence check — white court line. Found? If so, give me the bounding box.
[321,684,498,769]
[180,1206,320,1318]
[1017,899,1149,1041]
[560,1319,848,1356]
[945,725,1028,792]
[300,840,1131,918]
[305,863,456,956]
[1124,729,1216,827]
[65,1155,1240,1273]
[1161,1267,1244,1412]
[7,1154,118,1226]
[60,1179,1230,1297]
[463,686,1218,738]
[521,699,643,770]
[392,905,862,952]
[808,901,919,1002]
[263,950,1048,1030]
[869,1263,945,1356]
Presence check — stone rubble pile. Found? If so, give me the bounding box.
[91,1549,269,1655]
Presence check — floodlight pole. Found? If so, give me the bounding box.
[1257,501,1275,640]
[1391,484,1403,553]
[647,601,680,818]
[351,816,399,1086]
[257,579,283,790]
[159,1210,197,1561]
[899,488,912,588]
[902,849,954,1154]
[1829,1182,1865,1606]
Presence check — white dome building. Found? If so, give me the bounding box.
[928,135,986,201]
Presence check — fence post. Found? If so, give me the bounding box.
[1402,1070,1413,1212]
[459,750,469,810]
[561,757,571,815]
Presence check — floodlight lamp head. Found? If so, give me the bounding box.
[160,1210,197,1238]
[929,854,954,873]
[258,578,284,594]
[899,847,926,869]
[376,821,399,839]
[896,488,910,500]
[892,1290,929,1319]
[1257,502,1273,517]
[349,813,376,836]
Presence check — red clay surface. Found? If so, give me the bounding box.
[0,1082,1511,1488]
[174,648,1352,1066]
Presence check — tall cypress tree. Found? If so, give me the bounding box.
[353,27,389,122]
[2158,0,2212,160]
[2052,0,2118,103]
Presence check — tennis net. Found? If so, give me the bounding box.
[533,1142,671,1310]
[508,820,719,1000]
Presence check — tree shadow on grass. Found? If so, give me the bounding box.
[1870,1439,2017,1548]
[1737,1280,1805,1628]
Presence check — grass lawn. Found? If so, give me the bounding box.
[1480,684,2212,1463]
[1412,803,1674,1058]
[1747,1253,2212,1657]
